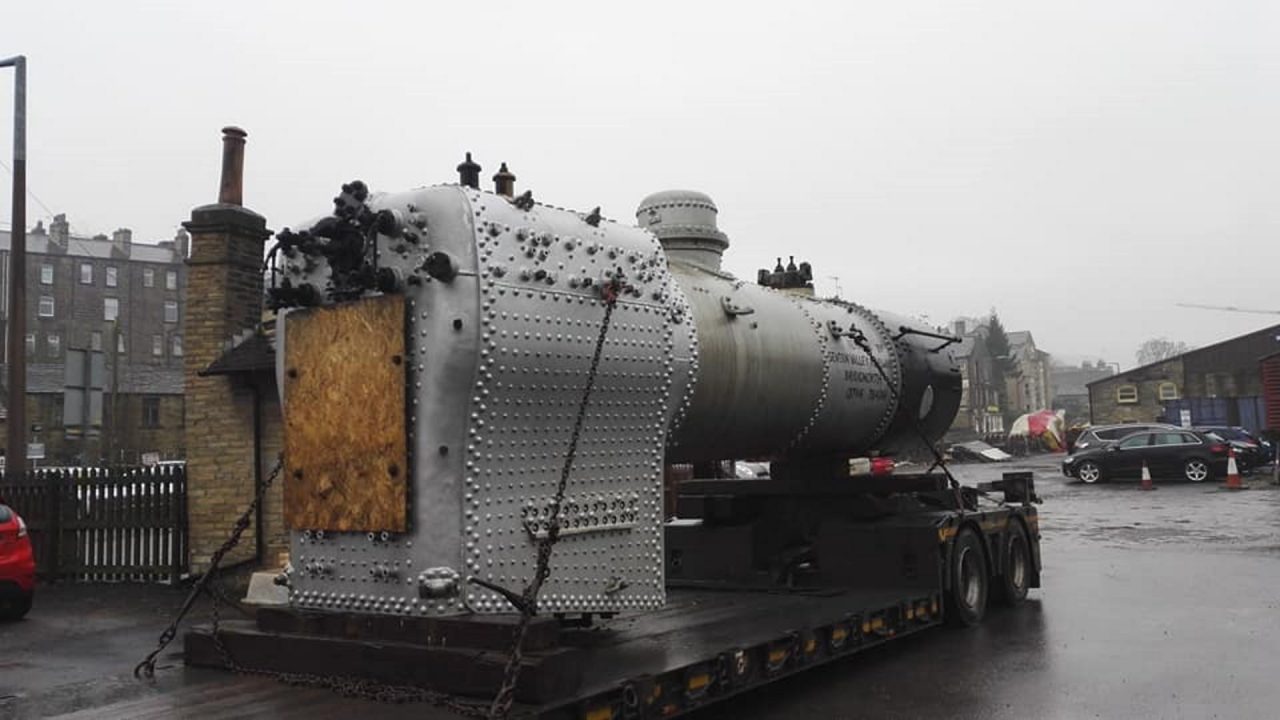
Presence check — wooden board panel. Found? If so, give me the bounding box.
[283,295,408,531]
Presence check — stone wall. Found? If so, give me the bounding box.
[181,205,270,572]
[1088,358,1183,425]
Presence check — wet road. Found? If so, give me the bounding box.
[701,455,1280,719]
[3,455,1279,718]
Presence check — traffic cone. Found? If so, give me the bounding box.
[1223,448,1243,490]
[1140,461,1154,491]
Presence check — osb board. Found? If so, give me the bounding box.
[283,294,408,532]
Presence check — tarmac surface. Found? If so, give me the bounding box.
[2,454,1279,719]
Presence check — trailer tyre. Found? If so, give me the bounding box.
[946,528,988,627]
[995,523,1030,606]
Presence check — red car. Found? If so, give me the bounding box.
[0,501,35,620]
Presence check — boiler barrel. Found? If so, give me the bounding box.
[664,262,961,464]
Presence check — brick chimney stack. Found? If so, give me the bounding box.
[111,228,132,259]
[174,227,191,259]
[182,126,273,572]
[48,213,69,254]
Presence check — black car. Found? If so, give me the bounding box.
[1194,426,1273,471]
[1063,429,1230,484]
[1069,423,1179,452]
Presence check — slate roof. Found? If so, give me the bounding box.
[201,333,275,376]
[0,363,183,395]
[1086,323,1280,388]
[0,229,183,264]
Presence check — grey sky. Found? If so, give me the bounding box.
[2,0,1277,367]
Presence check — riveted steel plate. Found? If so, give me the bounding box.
[279,185,688,617]
[462,191,679,615]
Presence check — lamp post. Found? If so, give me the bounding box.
[1,55,26,480]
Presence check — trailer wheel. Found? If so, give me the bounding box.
[995,523,1030,606]
[946,528,988,627]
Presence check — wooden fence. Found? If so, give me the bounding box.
[0,466,188,582]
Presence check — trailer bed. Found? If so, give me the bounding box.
[552,585,942,717]
[179,584,941,719]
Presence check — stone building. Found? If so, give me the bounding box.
[1006,331,1051,415]
[1087,356,1183,425]
[0,218,187,465]
[1050,360,1115,425]
[1088,324,1280,431]
[948,320,1004,438]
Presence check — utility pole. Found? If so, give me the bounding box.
[103,319,119,467]
[2,55,27,480]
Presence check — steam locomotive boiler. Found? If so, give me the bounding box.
[269,159,962,619]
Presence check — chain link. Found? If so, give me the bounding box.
[486,280,622,719]
[846,329,967,507]
[134,456,285,681]
[133,452,495,716]
[135,280,625,719]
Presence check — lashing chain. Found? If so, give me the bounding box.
[134,275,627,720]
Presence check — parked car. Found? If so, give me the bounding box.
[1063,429,1231,484]
[1069,423,1179,452]
[0,502,35,620]
[1194,426,1273,471]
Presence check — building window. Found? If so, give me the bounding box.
[80,262,94,284]
[142,397,161,428]
[152,334,163,357]
[164,301,178,324]
[40,264,53,285]
[106,266,118,288]
[25,333,34,355]
[171,335,183,357]
[1116,385,1139,404]
[91,331,103,351]
[1158,382,1179,401]
[47,333,60,358]
[143,268,155,287]
[165,270,178,290]
[117,333,126,354]
[38,295,55,317]
[104,297,119,321]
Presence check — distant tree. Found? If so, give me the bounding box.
[985,311,1018,378]
[1135,337,1190,366]
[985,310,1020,423]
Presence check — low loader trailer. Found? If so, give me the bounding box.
[175,148,1042,718]
[187,470,1040,719]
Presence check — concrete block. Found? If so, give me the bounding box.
[243,568,289,606]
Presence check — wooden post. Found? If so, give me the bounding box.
[47,471,62,581]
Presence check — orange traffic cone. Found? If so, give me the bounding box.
[1223,447,1243,490]
[1140,461,1154,491]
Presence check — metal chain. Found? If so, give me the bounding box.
[135,281,624,719]
[134,456,285,681]
[846,329,968,508]
[487,278,624,719]
[133,453,494,716]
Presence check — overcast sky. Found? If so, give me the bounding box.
[2,1,1278,367]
